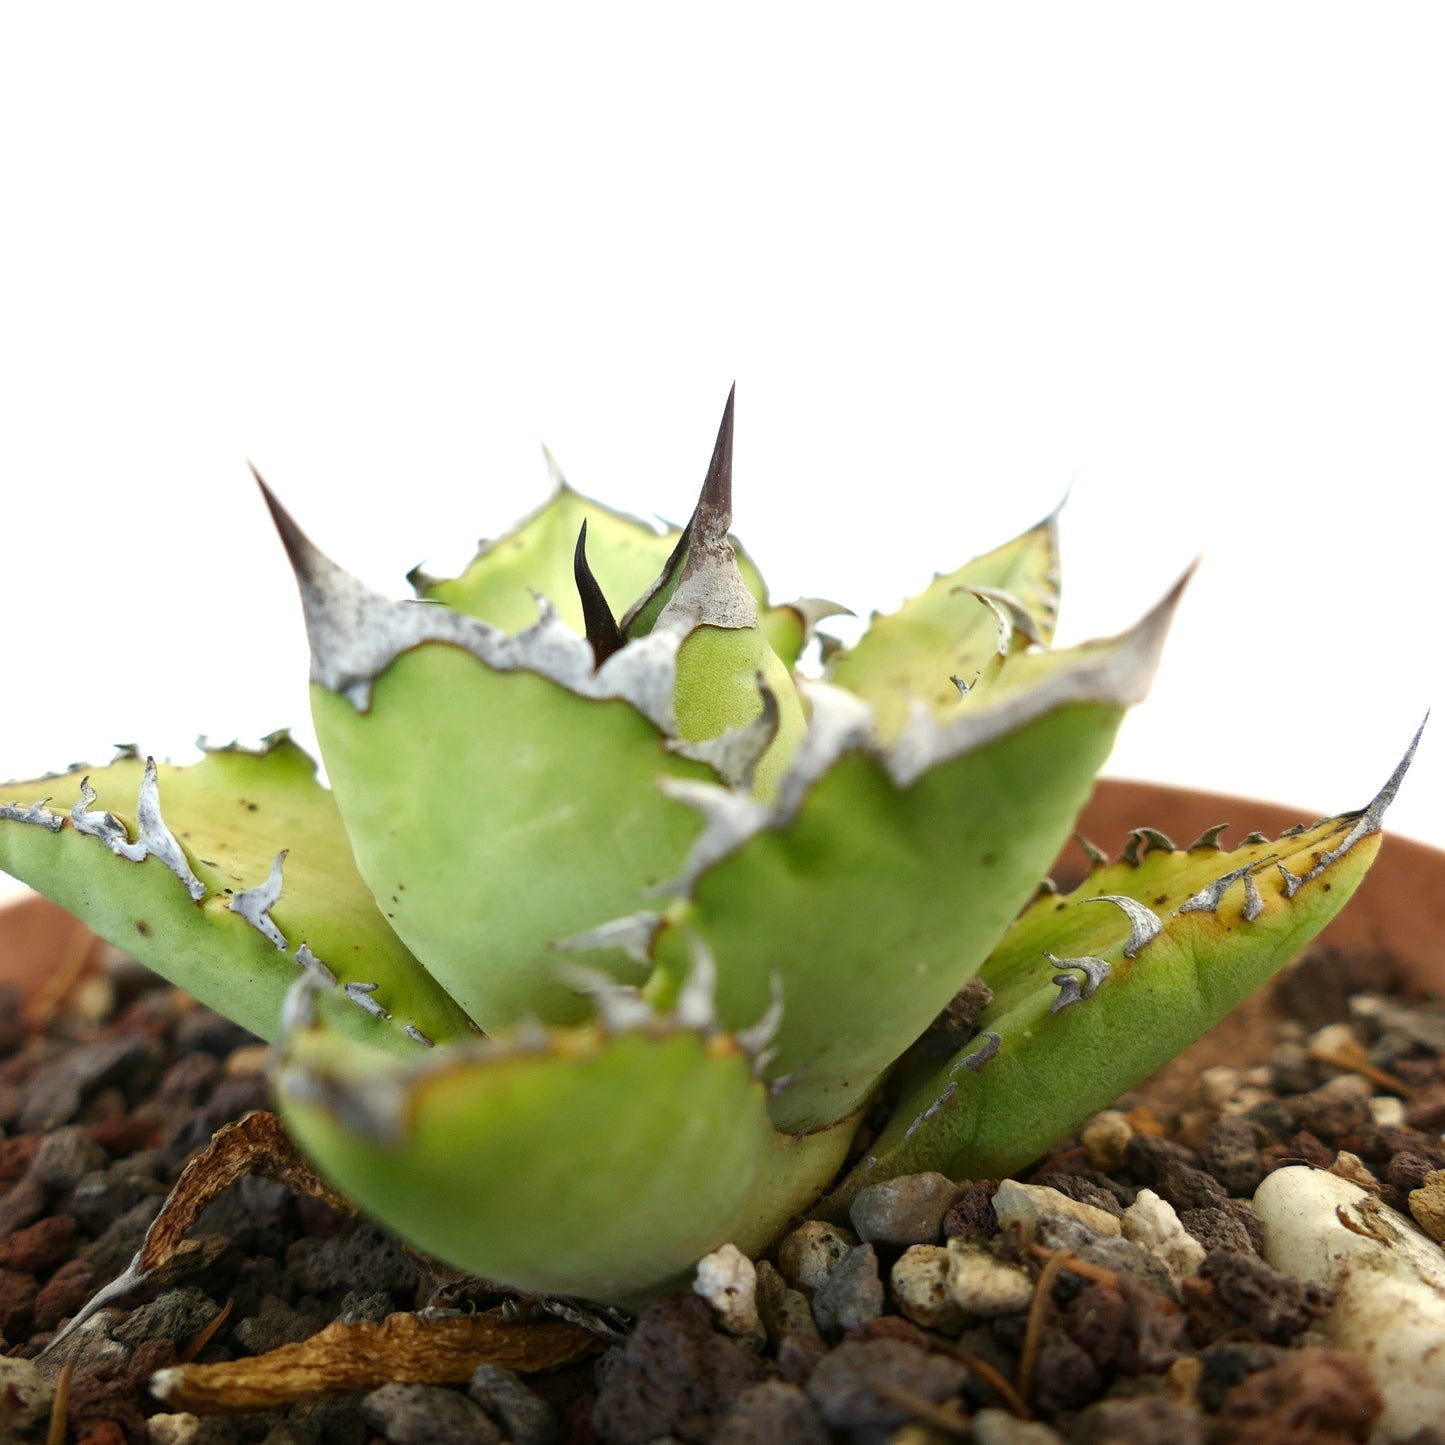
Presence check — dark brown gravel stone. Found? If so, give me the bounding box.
[805,1337,968,1431]
[1198,1250,1335,1345]
[1213,1346,1381,1443]
[714,1379,829,1445]
[1199,1116,1265,1197]
[1030,1322,1105,1413]
[468,1362,562,1445]
[1179,1205,1257,1256]
[591,1294,766,1445]
[362,1380,503,1444]
[1030,1169,1127,1217]
[1071,1389,1207,1444]
[1289,1082,1373,1141]
[1196,1341,1283,1412]
[941,1178,999,1238]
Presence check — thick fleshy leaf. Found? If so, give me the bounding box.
[835,742,1414,1197]
[415,477,772,637]
[0,740,474,1051]
[310,652,713,1030]
[649,578,1184,1134]
[275,1019,856,1306]
[826,509,1060,741]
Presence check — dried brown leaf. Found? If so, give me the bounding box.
[150,1309,601,1413]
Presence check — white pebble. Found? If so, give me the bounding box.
[890,1244,964,1330]
[1120,1188,1206,1285]
[1254,1165,1445,1444]
[1369,1095,1406,1129]
[991,1179,1121,1241]
[946,1238,1034,1317]
[693,1242,758,1335]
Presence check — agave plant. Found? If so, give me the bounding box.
[0,391,1414,1307]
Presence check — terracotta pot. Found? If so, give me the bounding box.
[1071,778,1445,1118]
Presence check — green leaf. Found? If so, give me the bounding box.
[826,509,1060,741]
[276,1019,856,1307]
[417,479,772,637]
[310,647,713,1030]
[840,799,1394,1195]
[649,577,1182,1134]
[0,739,474,1052]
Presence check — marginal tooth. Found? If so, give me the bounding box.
[776,680,875,813]
[889,565,1193,790]
[1045,953,1113,1012]
[1050,973,1083,1012]
[1187,824,1229,852]
[1277,823,1308,838]
[1122,827,1176,865]
[902,1081,957,1142]
[1279,716,1426,896]
[403,1024,435,1048]
[254,468,681,732]
[1074,834,1109,868]
[2,799,64,832]
[276,1062,407,1146]
[553,913,661,968]
[228,850,290,951]
[667,672,780,790]
[674,935,719,1032]
[1241,870,1264,921]
[735,975,785,1064]
[950,674,971,698]
[655,779,769,894]
[1241,831,1269,846]
[72,776,141,854]
[960,584,1047,654]
[294,944,338,987]
[953,1030,1001,1074]
[1087,895,1163,957]
[560,965,656,1032]
[343,981,392,1021]
[281,970,324,1035]
[134,759,207,901]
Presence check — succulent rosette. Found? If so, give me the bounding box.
[0,391,1412,1305]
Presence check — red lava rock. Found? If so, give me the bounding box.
[0,1266,37,1337]
[941,1179,999,1238]
[87,1112,162,1156]
[1405,1080,1445,1130]
[0,1132,41,1181]
[842,1314,935,1350]
[32,1256,98,1331]
[0,1212,77,1272]
[1214,1346,1381,1444]
[0,1173,46,1236]
[1072,1390,1207,1443]
[806,1337,968,1432]
[591,1294,766,1445]
[1180,1276,1247,1348]
[1030,1322,1105,1412]
[1198,1250,1334,1345]
[74,1426,129,1445]
[1199,1116,1266,1197]
[1285,1130,1337,1169]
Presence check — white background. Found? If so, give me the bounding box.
[1,7,1440,908]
